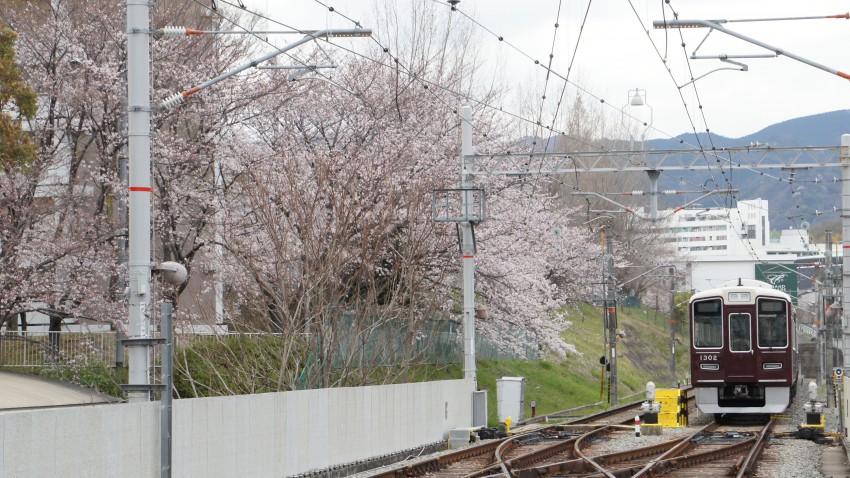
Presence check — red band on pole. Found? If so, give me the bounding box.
[838,71,850,80]
[129,187,152,192]
[463,255,474,259]
[827,13,849,19]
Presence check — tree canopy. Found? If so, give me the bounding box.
[0,0,670,392]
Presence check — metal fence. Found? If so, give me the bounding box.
[0,323,538,369]
[0,331,117,367]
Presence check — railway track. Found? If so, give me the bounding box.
[513,418,774,478]
[368,398,653,477]
[365,390,779,478]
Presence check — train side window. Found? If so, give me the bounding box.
[693,299,722,348]
[758,298,788,348]
[729,313,751,352]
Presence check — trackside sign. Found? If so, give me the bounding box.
[755,263,797,305]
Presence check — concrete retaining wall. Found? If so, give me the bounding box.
[0,379,473,477]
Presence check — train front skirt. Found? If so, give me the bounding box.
[694,385,790,414]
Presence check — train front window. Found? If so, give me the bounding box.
[758,298,788,348]
[693,299,722,348]
[729,313,751,352]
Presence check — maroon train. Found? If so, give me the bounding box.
[689,279,799,415]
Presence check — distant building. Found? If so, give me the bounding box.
[663,199,770,256]
[661,199,828,300]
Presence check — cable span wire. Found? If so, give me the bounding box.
[529,0,591,200]
[620,0,799,265]
[305,0,734,206]
[170,0,839,282]
[212,0,798,190]
[197,0,829,230]
[181,0,481,184]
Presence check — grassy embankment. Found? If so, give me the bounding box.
[429,303,690,426]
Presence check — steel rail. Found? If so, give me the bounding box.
[642,419,775,476]
[734,419,776,478]
[366,439,505,478]
[367,392,691,477]
[514,433,687,477]
[631,422,718,477]
[574,426,619,478]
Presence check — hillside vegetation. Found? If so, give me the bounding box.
[452,303,691,425]
[7,303,689,427]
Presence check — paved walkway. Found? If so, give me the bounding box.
[0,370,118,410]
[821,445,850,478]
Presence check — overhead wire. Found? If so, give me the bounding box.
[623,0,821,267]
[624,0,769,262]
[527,0,591,200]
[206,0,794,191]
[189,0,837,248]
[185,0,488,199]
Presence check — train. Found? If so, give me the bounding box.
[689,279,799,416]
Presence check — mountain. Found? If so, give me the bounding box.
[646,110,850,150]
[645,110,850,230]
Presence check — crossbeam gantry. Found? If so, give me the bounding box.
[464,146,841,175]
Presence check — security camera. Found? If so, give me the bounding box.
[154,261,188,286]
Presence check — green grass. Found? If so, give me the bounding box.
[392,302,690,426]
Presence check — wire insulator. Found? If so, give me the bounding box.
[162,26,204,36]
[161,92,185,109]
[162,26,187,36]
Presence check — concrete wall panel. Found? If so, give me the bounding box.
[0,379,472,478]
[3,412,36,477]
[282,392,298,476]
[272,392,287,474]
[247,392,275,478]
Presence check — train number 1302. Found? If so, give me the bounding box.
[700,354,718,361]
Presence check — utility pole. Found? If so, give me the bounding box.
[605,236,618,406]
[460,106,477,385]
[125,0,155,403]
[823,230,833,387]
[669,267,676,387]
[839,134,850,441]
[160,299,174,478]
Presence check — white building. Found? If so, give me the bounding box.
[664,199,770,256]
[661,199,827,296]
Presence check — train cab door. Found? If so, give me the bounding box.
[726,311,756,379]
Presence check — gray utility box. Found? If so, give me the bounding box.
[496,376,526,423]
[472,390,488,428]
[448,427,479,449]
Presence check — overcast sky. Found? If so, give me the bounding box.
[237,0,850,141]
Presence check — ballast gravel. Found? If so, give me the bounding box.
[348,381,847,478]
[752,380,838,478]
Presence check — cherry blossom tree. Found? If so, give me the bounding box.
[1,6,117,329]
[0,0,263,330]
[4,0,620,393]
[189,1,603,390]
